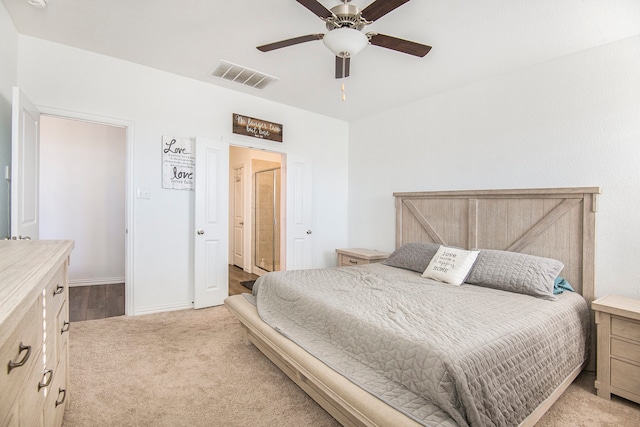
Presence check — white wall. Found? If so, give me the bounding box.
[17,35,349,314]
[349,35,640,300]
[39,115,126,285]
[0,3,18,239]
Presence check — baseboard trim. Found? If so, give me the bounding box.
[69,277,125,287]
[134,302,194,316]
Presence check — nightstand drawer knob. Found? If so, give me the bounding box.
[306,230,312,235]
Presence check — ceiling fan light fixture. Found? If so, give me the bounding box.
[27,0,47,8]
[322,28,368,57]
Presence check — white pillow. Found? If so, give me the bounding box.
[422,246,480,285]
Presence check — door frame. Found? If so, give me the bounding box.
[38,106,135,316]
[225,136,288,273]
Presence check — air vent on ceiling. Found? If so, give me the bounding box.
[210,60,279,90]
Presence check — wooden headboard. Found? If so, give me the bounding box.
[394,187,600,304]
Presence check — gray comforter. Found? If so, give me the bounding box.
[253,263,589,427]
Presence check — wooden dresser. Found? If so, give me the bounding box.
[592,294,640,404]
[0,240,74,426]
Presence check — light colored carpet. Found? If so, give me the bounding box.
[62,305,640,427]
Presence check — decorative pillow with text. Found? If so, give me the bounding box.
[422,246,480,285]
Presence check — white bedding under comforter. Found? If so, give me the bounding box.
[253,263,589,427]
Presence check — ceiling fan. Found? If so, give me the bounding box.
[257,0,432,79]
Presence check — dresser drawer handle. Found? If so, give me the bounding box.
[7,342,32,373]
[61,321,70,334]
[38,369,53,391]
[55,388,67,407]
[349,259,358,264]
[53,285,65,296]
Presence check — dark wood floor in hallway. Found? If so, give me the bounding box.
[69,265,258,322]
[69,283,125,322]
[228,265,259,296]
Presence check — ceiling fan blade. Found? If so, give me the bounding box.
[361,0,411,22]
[257,34,324,52]
[296,0,334,19]
[335,56,351,79]
[369,33,432,57]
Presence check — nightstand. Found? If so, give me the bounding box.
[336,248,390,267]
[592,294,640,404]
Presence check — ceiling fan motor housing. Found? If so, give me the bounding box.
[326,4,366,31]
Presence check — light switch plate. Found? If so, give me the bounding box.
[136,188,151,199]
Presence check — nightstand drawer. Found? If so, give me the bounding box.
[611,358,640,396]
[612,316,640,342]
[611,338,640,364]
[341,255,368,266]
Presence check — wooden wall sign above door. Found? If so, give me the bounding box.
[233,113,283,143]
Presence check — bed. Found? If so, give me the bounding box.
[224,187,600,427]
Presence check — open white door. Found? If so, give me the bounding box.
[10,87,40,240]
[285,154,312,270]
[232,165,245,268]
[194,137,229,308]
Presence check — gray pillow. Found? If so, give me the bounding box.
[466,249,564,301]
[382,242,441,273]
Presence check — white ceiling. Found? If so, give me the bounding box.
[3,0,640,122]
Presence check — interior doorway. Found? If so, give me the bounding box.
[39,115,127,319]
[228,145,284,295]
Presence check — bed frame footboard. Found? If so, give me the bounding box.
[225,294,422,427]
[225,294,582,427]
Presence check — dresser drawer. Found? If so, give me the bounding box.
[611,358,640,397]
[0,404,18,427]
[44,264,67,339]
[57,300,70,365]
[20,357,48,426]
[0,299,42,416]
[341,255,369,266]
[44,342,68,427]
[611,316,640,342]
[43,301,69,389]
